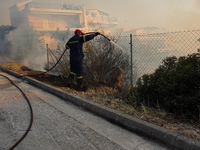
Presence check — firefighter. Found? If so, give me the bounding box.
[65,29,100,90]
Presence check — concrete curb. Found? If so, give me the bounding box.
[1,67,200,150]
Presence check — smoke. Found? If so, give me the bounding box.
[159,0,200,31]
[193,0,200,9]
[4,25,47,70]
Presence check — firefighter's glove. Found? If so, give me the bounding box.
[95,32,100,36]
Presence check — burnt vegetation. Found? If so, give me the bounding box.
[83,34,129,88]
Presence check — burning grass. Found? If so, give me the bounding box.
[0,62,200,141]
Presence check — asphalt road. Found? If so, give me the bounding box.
[0,71,168,150]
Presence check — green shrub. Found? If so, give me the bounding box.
[135,52,200,121]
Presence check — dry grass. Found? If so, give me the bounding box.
[63,85,200,141]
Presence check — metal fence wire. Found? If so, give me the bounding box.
[48,30,200,86]
[130,30,200,85]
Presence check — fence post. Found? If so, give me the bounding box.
[46,44,50,71]
[130,34,133,92]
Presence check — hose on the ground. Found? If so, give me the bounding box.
[0,74,33,150]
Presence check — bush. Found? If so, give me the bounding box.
[83,33,129,87]
[135,52,200,121]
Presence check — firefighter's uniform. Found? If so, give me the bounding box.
[65,29,99,87]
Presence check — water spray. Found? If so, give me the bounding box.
[85,32,128,55]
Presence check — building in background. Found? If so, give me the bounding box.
[9,0,117,49]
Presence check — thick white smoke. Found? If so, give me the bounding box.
[8,25,47,71]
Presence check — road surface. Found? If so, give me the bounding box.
[0,71,168,150]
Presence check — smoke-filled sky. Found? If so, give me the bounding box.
[0,0,200,31]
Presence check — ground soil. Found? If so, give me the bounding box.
[0,62,200,142]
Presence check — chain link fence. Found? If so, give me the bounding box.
[129,30,200,85]
[47,30,200,86]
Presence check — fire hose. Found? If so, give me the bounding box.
[0,74,33,150]
[84,32,110,41]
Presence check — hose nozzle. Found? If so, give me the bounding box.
[100,33,110,41]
